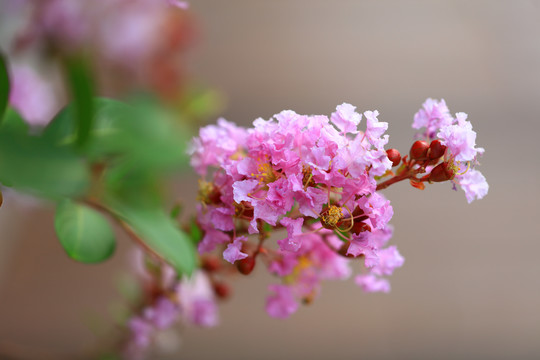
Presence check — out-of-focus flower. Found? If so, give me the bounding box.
[175,271,219,327]
[265,284,299,319]
[355,274,391,293]
[9,0,195,101]
[124,256,218,358]
[8,64,58,126]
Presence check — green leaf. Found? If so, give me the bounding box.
[44,98,190,171]
[106,197,196,276]
[170,203,182,219]
[0,53,9,122]
[189,217,202,244]
[0,109,90,197]
[54,199,116,263]
[64,57,94,148]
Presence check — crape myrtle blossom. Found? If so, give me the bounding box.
[8,0,193,100]
[191,103,405,318]
[8,64,59,127]
[190,99,488,319]
[411,99,489,203]
[124,251,218,359]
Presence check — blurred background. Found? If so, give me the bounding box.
[1,0,540,359]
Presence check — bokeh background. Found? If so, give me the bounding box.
[1,0,540,359]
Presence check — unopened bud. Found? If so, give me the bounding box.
[202,257,220,272]
[410,140,429,161]
[429,162,455,182]
[428,140,447,160]
[213,282,231,299]
[236,256,256,275]
[386,148,401,167]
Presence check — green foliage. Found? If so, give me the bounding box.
[2,95,196,273]
[64,57,95,148]
[44,97,190,172]
[0,109,90,198]
[106,196,196,276]
[189,217,202,244]
[0,53,9,122]
[170,203,182,219]
[54,199,116,263]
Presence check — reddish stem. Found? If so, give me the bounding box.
[376,171,412,191]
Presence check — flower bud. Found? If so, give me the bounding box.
[428,140,447,160]
[409,140,429,161]
[429,162,455,182]
[213,282,231,299]
[386,148,401,167]
[236,256,256,275]
[202,257,220,272]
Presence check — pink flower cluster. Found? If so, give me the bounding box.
[190,103,405,318]
[125,253,218,359]
[413,99,489,203]
[7,0,193,100]
[12,0,187,63]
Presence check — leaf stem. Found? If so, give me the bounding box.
[83,198,168,264]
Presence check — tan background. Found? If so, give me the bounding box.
[1,0,540,359]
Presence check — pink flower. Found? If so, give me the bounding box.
[371,246,404,276]
[192,103,410,315]
[143,297,179,329]
[437,112,483,162]
[127,316,153,348]
[190,118,248,176]
[413,98,454,139]
[269,253,298,276]
[9,64,58,126]
[456,169,489,203]
[355,274,391,293]
[223,236,248,264]
[176,271,219,327]
[347,232,379,267]
[277,217,304,252]
[265,284,299,319]
[330,103,361,134]
[364,110,389,149]
[198,228,230,253]
[40,0,89,47]
[168,0,189,9]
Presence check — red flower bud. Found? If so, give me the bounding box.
[429,162,455,182]
[236,256,256,275]
[428,140,447,160]
[213,282,231,299]
[386,148,401,167]
[409,140,429,161]
[202,257,220,272]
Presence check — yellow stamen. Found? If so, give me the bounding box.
[253,162,277,184]
[321,205,343,228]
[456,161,471,176]
[197,180,214,205]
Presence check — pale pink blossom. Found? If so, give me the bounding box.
[265,284,298,319]
[9,64,58,126]
[456,169,489,203]
[355,274,391,293]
